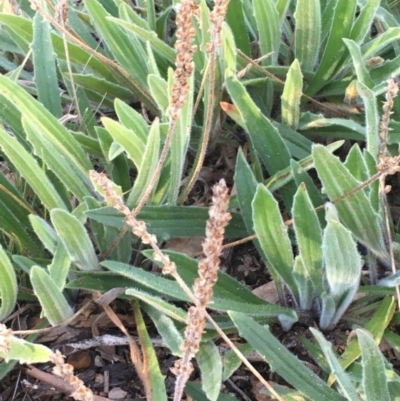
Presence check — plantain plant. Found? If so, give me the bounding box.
[1,0,400,400]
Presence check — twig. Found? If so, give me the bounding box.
[26,365,112,401]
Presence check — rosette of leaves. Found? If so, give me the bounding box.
[240,140,395,331]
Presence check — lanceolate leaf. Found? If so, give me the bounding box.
[22,118,93,202]
[357,329,391,401]
[225,70,296,208]
[0,76,91,172]
[294,0,321,71]
[281,59,303,130]
[292,184,323,298]
[85,0,156,110]
[343,39,374,89]
[133,302,167,401]
[29,215,59,254]
[103,259,295,318]
[0,335,52,364]
[349,0,380,44]
[0,123,67,211]
[306,0,357,96]
[142,304,183,356]
[127,118,161,207]
[252,185,297,298]
[197,342,223,401]
[30,266,74,326]
[101,118,145,169]
[253,0,280,65]
[344,144,369,184]
[51,209,99,271]
[0,245,17,321]
[31,10,62,118]
[357,81,380,160]
[85,205,248,238]
[313,145,386,259]
[311,329,359,401]
[323,210,362,300]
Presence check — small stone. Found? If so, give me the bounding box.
[94,355,104,367]
[108,387,127,399]
[95,374,104,385]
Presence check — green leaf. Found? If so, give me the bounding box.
[47,242,71,291]
[357,329,391,401]
[133,302,167,401]
[252,185,297,298]
[313,145,386,259]
[306,0,357,95]
[0,245,17,320]
[85,205,248,239]
[115,98,148,143]
[101,117,145,169]
[51,209,99,271]
[0,169,40,252]
[111,5,176,63]
[253,0,279,65]
[292,183,323,299]
[126,287,187,322]
[148,74,168,115]
[185,381,240,401]
[225,70,296,208]
[197,342,223,401]
[225,0,251,56]
[29,215,59,254]
[69,73,133,102]
[0,75,91,171]
[299,112,366,139]
[328,296,395,385]
[311,328,359,401]
[229,312,345,401]
[290,159,324,210]
[323,204,362,300]
[357,81,380,160]
[222,343,253,381]
[103,259,295,317]
[221,24,237,73]
[31,10,62,117]
[294,0,321,71]
[30,266,74,326]
[349,0,380,44]
[234,148,259,236]
[343,39,374,89]
[85,0,154,110]
[281,59,303,130]
[22,118,93,202]
[293,256,314,310]
[265,140,343,195]
[142,304,183,356]
[361,27,400,60]
[0,123,67,211]
[319,292,336,330]
[158,250,285,310]
[0,334,52,364]
[344,144,369,184]
[127,118,161,207]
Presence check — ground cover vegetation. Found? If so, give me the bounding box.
[1,0,400,399]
